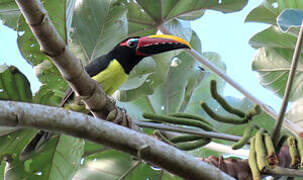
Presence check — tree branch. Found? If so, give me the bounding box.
[14,0,134,128]
[272,20,303,144]
[0,100,234,180]
[158,25,303,136]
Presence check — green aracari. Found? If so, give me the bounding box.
[20,34,192,160]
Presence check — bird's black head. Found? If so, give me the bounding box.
[109,35,192,74]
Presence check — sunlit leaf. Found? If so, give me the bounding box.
[252,47,303,101]
[249,26,297,50]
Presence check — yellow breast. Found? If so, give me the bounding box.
[92,59,128,95]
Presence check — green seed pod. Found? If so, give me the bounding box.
[143,113,213,131]
[287,136,300,168]
[201,102,246,124]
[255,129,268,172]
[175,138,211,151]
[264,133,278,166]
[210,80,246,118]
[248,137,261,180]
[296,136,303,167]
[232,122,256,150]
[169,113,212,126]
[169,135,204,143]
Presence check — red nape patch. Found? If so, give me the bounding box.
[120,41,128,47]
[299,132,303,137]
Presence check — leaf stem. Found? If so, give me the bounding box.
[272,20,303,145]
[135,121,242,142]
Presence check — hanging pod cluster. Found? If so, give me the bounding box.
[143,112,213,151]
[143,80,261,151]
[248,129,278,180]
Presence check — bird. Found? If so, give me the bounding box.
[20,34,192,160]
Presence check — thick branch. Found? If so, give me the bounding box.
[0,100,234,180]
[14,0,132,127]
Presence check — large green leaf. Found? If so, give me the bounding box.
[245,0,303,24]
[23,135,84,180]
[252,47,303,101]
[127,0,248,36]
[247,1,303,102]
[249,25,297,49]
[69,0,128,65]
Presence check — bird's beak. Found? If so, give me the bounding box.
[136,34,192,56]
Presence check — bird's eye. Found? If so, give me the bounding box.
[127,39,138,48]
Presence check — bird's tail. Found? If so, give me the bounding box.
[20,131,53,160]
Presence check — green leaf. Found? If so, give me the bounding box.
[0,64,32,102]
[245,0,303,24]
[127,0,248,36]
[249,26,297,50]
[252,47,303,101]
[74,150,163,180]
[26,135,84,180]
[33,60,67,106]
[0,0,20,30]
[69,0,128,65]
[0,129,36,158]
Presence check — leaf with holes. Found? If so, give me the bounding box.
[245,0,303,24]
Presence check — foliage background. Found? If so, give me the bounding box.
[1,0,302,179]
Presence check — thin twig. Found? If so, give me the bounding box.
[272,21,303,144]
[157,26,303,136]
[135,121,242,142]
